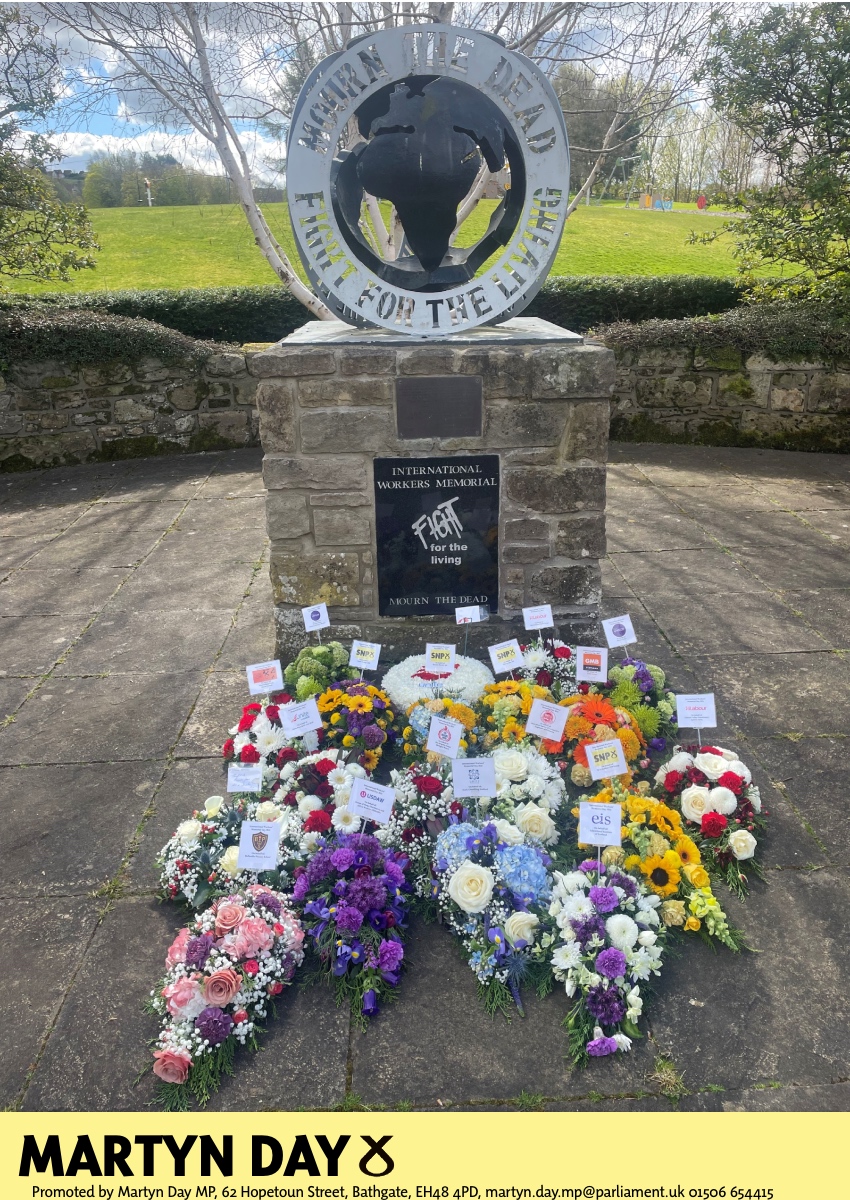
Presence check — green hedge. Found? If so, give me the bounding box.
[597,302,850,365]
[0,308,217,370]
[0,274,746,342]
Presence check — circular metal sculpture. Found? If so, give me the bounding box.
[287,23,569,336]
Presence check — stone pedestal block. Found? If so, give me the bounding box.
[253,318,614,663]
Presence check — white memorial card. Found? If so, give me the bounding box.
[525,698,569,742]
[245,659,283,696]
[586,738,629,781]
[676,693,717,728]
[347,778,396,825]
[425,642,456,672]
[227,764,264,793]
[576,645,609,682]
[280,697,323,738]
[452,757,497,799]
[425,713,464,758]
[236,820,281,871]
[488,638,525,673]
[578,802,623,847]
[523,604,554,631]
[602,614,637,649]
[349,640,381,670]
[455,605,486,624]
[301,602,330,632]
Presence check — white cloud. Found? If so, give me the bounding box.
[44,128,286,183]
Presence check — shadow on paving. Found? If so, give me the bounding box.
[1,443,848,1111]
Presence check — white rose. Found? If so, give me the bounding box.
[749,786,762,813]
[693,751,728,781]
[219,845,242,876]
[513,801,558,846]
[637,930,657,947]
[255,801,282,823]
[447,860,494,913]
[298,795,323,818]
[726,759,752,784]
[680,784,711,823]
[718,746,737,761]
[504,911,539,947]
[203,796,224,817]
[492,819,523,846]
[728,829,757,860]
[523,774,545,799]
[345,763,366,778]
[492,748,528,782]
[709,786,738,816]
[177,819,202,842]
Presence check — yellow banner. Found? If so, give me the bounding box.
[1,1112,846,1200]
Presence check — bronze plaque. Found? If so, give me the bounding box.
[395,376,483,439]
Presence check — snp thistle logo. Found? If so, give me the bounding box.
[412,495,463,547]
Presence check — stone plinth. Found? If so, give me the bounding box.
[254,318,615,662]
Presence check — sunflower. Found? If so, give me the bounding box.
[318,690,343,713]
[581,697,618,727]
[652,803,683,839]
[674,835,701,866]
[345,695,373,714]
[640,850,682,897]
[446,701,476,730]
[362,750,380,770]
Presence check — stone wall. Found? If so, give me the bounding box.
[606,343,850,448]
[255,320,615,662]
[0,349,260,470]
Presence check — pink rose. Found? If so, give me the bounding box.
[203,967,242,1007]
[162,977,205,1019]
[230,917,274,961]
[214,902,247,937]
[165,927,190,968]
[152,1048,192,1084]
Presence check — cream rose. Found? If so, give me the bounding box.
[447,860,494,913]
[693,751,728,781]
[513,801,558,845]
[492,818,523,846]
[219,845,242,876]
[492,748,528,782]
[204,795,224,817]
[680,784,712,823]
[177,819,202,842]
[255,801,282,823]
[728,829,757,860]
[708,786,738,816]
[504,911,539,947]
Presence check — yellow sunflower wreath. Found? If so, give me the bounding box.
[315,681,397,770]
[568,779,742,951]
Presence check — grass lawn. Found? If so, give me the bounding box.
[6,199,747,295]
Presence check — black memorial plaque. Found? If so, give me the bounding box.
[396,376,483,439]
[374,455,499,617]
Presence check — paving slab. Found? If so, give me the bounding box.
[747,734,850,857]
[0,896,100,1108]
[55,607,235,676]
[641,591,827,656]
[611,547,766,598]
[102,546,255,611]
[692,651,850,738]
[719,1081,850,1111]
[659,485,781,515]
[606,509,711,553]
[0,614,93,676]
[0,566,131,616]
[600,557,634,599]
[780,589,850,649]
[0,671,204,765]
[0,676,36,720]
[23,529,161,570]
[0,503,91,536]
[215,589,276,670]
[749,480,850,510]
[0,536,56,574]
[126,756,227,892]
[70,500,187,535]
[174,670,249,758]
[647,867,850,1092]
[797,508,850,543]
[686,508,816,549]
[0,760,163,896]
[726,528,850,592]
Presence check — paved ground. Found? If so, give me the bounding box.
[1,442,848,1113]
